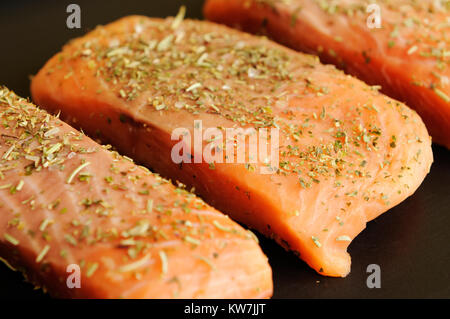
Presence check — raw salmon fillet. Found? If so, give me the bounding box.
[0,87,272,298]
[31,14,433,277]
[204,0,450,148]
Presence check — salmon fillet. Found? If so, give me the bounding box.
[31,14,433,277]
[0,87,272,298]
[204,0,450,149]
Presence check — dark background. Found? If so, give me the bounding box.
[0,0,449,299]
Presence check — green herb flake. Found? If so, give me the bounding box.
[311,236,322,248]
[4,233,19,246]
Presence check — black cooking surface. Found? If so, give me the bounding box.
[0,0,448,299]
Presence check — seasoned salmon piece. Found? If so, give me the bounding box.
[204,0,450,148]
[31,14,433,277]
[0,87,272,298]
